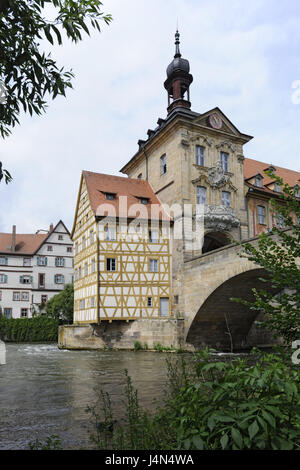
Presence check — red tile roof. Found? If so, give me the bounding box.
[244,158,300,192]
[0,233,48,255]
[83,171,171,221]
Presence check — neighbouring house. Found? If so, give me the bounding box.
[0,221,73,319]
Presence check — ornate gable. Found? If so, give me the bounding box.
[193,107,252,143]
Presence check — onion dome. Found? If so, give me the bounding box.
[164,31,193,114]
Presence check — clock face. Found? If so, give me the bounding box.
[209,113,223,130]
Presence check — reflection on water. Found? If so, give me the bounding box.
[0,344,174,450]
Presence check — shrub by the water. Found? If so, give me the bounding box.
[86,348,300,450]
[0,315,59,342]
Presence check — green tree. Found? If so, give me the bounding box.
[45,283,74,324]
[233,171,300,345]
[0,0,112,183]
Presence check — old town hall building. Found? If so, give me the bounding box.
[67,31,300,351]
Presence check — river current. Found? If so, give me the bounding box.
[0,343,176,450]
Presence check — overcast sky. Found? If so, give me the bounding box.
[1,0,300,234]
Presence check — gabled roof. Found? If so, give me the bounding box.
[0,233,48,255]
[83,170,171,220]
[193,107,253,141]
[0,220,70,255]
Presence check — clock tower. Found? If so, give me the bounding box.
[120,31,253,317]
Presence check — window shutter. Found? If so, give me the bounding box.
[62,258,65,267]
[45,257,48,266]
[4,275,8,284]
[37,256,40,266]
[5,257,8,265]
[30,276,33,283]
[55,257,58,267]
[19,275,23,283]
[62,275,65,284]
[54,275,57,284]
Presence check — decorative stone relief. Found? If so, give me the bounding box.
[196,205,240,231]
[191,134,214,147]
[208,161,229,189]
[216,141,237,153]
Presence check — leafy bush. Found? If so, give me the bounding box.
[134,341,143,351]
[45,284,74,324]
[0,315,59,342]
[86,349,300,450]
[172,349,300,450]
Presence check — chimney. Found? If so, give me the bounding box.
[49,223,54,232]
[12,225,16,252]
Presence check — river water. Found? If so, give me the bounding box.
[0,343,184,450]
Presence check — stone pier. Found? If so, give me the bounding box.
[58,318,185,351]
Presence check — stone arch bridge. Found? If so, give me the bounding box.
[182,239,278,351]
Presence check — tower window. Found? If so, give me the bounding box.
[196,146,205,166]
[197,186,207,205]
[160,154,167,175]
[222,191,231,207]
[220,152,229,172]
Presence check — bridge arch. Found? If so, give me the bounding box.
[182,241,279,351]
[185,268,277,351]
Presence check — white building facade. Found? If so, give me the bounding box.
[0,221,73,319]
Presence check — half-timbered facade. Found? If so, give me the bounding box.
[72,171,172,324]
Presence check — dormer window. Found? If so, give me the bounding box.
[274,183,282,193]
[267,165,276,175]
[294,185,300,198]
[140,198,149,205]
[105,193,116,201]
[255,175,263,188]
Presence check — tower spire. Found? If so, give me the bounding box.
[174,29,181,58]
[164,30,193,114]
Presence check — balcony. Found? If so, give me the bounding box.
[196,205,240,232]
